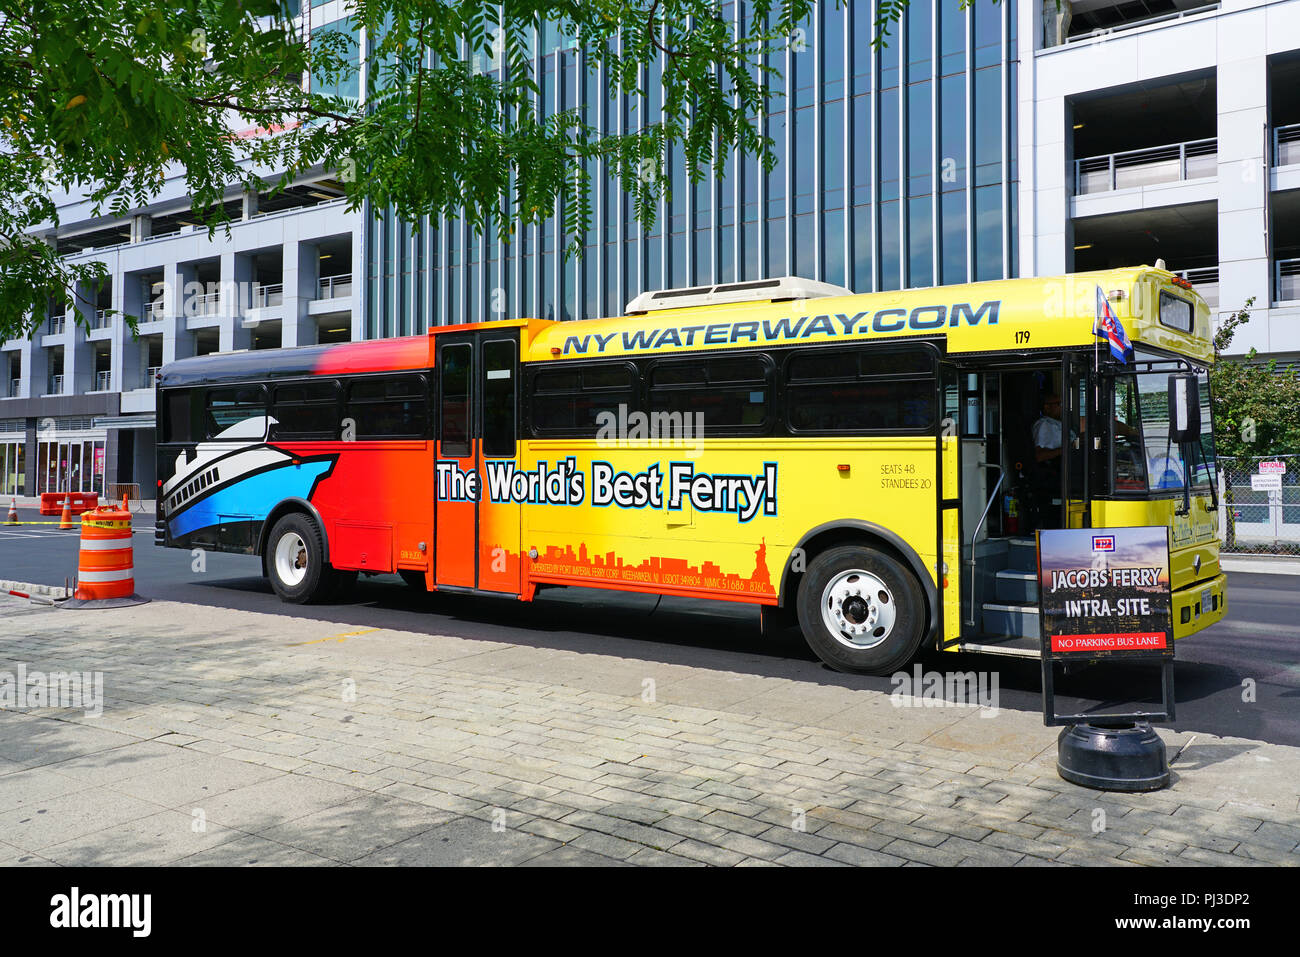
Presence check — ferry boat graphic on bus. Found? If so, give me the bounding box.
[160,415,336,547]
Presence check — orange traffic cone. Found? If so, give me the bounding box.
[59,495,74,530]
[5,497,17,525]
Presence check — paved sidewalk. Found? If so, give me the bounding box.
[0,593,1297,867]
[1219,555,1300,576]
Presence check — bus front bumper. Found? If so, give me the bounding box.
[1172,572,1227,640]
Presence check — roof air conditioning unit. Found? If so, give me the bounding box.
[625,276,854,315]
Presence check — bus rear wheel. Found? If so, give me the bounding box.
[266,513,330,604]
[796,545,927,675]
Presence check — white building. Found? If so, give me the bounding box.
[1021,0,1300,359]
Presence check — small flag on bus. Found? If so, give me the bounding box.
[1094,286,1133,364]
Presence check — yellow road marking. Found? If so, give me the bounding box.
[291,628,380,646]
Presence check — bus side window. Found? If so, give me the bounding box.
[483,340,516,457]
[348,375,428,441]
[784,346,936,434]
[205,386,268,439]
[530,363,636,437]
[163,389,196,444]
[271,380,341,440]
[440,345,472,456]
[647,355,770,433]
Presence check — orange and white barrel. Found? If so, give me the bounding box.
[74,506,135,601]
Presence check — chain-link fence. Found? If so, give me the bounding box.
[1218,455,1300,555]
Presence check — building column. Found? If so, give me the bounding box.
[23,340,46,400]
[109,264,137,394]
[220,250,252,352]
[281,238,318,348]
[350,228,364,341]
[65,278,96,394]
[161,262,195,365]
[1216,29,1270,353]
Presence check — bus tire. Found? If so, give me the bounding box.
[265,513,329,604]
[796,545,926,675]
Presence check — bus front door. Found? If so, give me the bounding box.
[435,336,477,588]
[434,332,522,593]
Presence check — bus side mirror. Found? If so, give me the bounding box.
[1167,374,1201,444]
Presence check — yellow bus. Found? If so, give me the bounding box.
[156,265,1226,675]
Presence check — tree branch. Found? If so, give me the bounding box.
[186,95,357,126]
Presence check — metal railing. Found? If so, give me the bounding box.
[1063,3,1219,45]
[318,273,352,299]
[8,379,18,398]
[149,298,167,320]
[48,314,67,335]
[94,370,112,391]
[1275,123,1300,168]
[142,366,161,389]
[1277,258,1300,303]
[1175,266,1218,308]
[90,309,112,329]
[47,374,64,395]
[253,283,284,308]
[1075,138,1217,195]
[192,292,221,315]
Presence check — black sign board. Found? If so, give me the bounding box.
[1036,526,1176,726]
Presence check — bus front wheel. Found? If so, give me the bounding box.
[266,513,330,604]
[796,545,926,675]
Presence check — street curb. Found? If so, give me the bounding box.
[0,578,70,600]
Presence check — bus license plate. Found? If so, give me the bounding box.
[1201,588,1212,614]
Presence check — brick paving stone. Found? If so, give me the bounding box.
[625,846,706,867]
[1230,842,1300,865]
[934,835,1025,866]
[1119,847,1196,867]
[1178,845,1272,867]
[772,848,851,867]
[669,838,747,867]
[569,830,647,861]
[514,817,585,844]
[878,838,968,867]
[1054,848,1141,867]
[699,809,770,837]
[1140,825,1236,854]
[869,819,951,848]
[824,842,908,866]
[695,792,767,817]
[1249,821,1300,851]
[754,824,836,855]
[813,823,894,851]
[980,829,1069,859]
[1221,802,1300,827]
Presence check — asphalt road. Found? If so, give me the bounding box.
[2,508,1297,747]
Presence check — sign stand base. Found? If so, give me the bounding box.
[1056,721,1169,792]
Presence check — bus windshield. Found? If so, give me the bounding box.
[1111,363,1215,493]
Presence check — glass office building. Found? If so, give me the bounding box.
[365,0,1019,336]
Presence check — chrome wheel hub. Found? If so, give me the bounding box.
[821,569,896,650]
